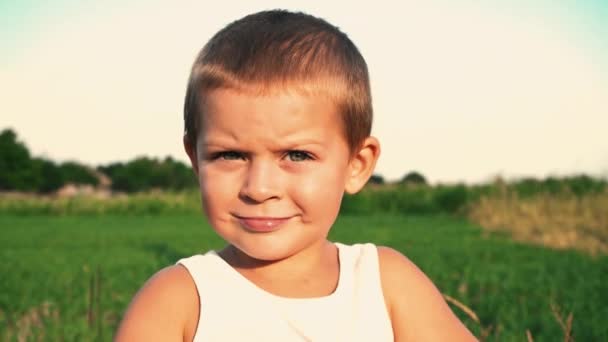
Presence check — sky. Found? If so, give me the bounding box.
[1,0,607,184]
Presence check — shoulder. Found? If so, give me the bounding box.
[376,246,477,342]
[114,264,200,342]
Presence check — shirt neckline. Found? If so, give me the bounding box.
[208,242,345,303]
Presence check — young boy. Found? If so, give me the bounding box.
[116,10,477,341]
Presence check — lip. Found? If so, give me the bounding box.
[235,216,292,233]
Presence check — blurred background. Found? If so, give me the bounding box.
[1,0,607,341]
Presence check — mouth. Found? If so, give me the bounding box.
[234,215,293,233]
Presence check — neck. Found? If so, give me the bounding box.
[218,240,340,297]
[221,239,333,272]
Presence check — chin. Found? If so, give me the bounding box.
[233,242,297,262]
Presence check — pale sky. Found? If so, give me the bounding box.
[1,0,607,184]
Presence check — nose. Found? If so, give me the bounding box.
[239,158,281,203]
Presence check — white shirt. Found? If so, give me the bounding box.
[177,242,394,341]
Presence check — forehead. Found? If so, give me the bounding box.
[200,87,345,141]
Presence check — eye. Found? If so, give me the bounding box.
[286,150,312,162]
[211,151,245,161]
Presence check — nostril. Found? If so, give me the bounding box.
[239,185,279,203]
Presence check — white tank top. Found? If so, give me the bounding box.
[177,242,394,342]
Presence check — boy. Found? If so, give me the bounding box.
[116,9,476,341]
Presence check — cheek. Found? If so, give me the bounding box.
[199,167,239,213]
[292,164,347,213]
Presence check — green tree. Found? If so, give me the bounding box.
[59,161,99,186]
[368,174,385,185]
[0,128,41,191]
[98,156,196,193]
[33,158,64,193]
[401,171,427,186]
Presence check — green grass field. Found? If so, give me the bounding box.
[1,214,606,341]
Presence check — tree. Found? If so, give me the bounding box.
[401,171,427,186]
[0,128,101,192]
[368,174,385,185]
[33,158,64,193]
[98,156,196,193]
[0,128,40,191]
[59,161,99,186]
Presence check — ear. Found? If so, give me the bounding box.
[183,135,200,176]
[344,136,381,194]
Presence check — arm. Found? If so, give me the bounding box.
[114,265,199,342]
[377,247,478,342]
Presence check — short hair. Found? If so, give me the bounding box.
[183,10,372,153]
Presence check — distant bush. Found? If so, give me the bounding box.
[0,129,98,193]
[59,162,99,187]
[509,175,606,198]
[342,175,606,217]
[400,171,427,186]
[0,190,201,215]
[0,129,38,192]
[1,128,198,194]
[98,156,196,193]
[433,184,469,214]
[31,158,64,193]
[368,174,385,185]
[341,185,464,216]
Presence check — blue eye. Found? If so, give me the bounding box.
[213,151,245,161]
[286,150,312,162]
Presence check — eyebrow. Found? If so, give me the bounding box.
[201,139,324,150]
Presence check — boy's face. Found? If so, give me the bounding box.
[185,87,377,261]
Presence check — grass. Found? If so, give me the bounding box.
[0,191,201,216]
[469,190,608,255]
[0,214,606,341]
